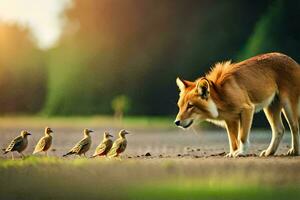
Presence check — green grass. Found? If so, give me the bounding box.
[130,182,300,200]
[0,115,174,129]
[1,157,300,200]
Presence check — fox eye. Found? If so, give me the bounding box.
[187,102,194,109]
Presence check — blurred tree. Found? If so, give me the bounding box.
[111,95,130,120]
[44,0,269,116]
[1,0,299,129]
[0,23,46,114]
[238,0,300,61]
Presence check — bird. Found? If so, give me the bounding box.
[107,129,129,158]
[33,127,53,156]
[91,132,113,158]
[3,130,31,159]
[63,129,93,157]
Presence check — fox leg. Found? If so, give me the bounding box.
[225,120,239,157]
[282,99,299,156]
[260,99,284,156]
[234,106,254,157]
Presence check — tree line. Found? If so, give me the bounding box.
[0,0,299,125]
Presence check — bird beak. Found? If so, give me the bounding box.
[89,130,94,133]
[109,134,113,137]
[27,133,31,135]
[125,132,130,135]
[50,129,53,133]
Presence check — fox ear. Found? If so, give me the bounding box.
[176,77,194,91]
[196,78,210,99]
[176,77,186,91]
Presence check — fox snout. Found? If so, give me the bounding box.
[174,118,194,129]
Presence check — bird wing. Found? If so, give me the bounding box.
[107,138,123,157]
[93,139,112,156]
[107,140,113,151]
[5,136,23,152]
[93,142,106,156]
[119,139,127,153]
[33,136,47,154]
[69,137,90,154]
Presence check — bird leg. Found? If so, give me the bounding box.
[11,152,14,160]
[20,153,25,159]
[45,151,48,157]
[117,156,122,161]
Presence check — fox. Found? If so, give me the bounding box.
[175,52,300,157]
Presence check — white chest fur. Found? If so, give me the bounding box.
[206,119,226,128]
[207,98,219,118]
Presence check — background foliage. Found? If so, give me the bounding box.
[0,0,299,121]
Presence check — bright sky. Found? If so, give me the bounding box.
[0,0,71,49]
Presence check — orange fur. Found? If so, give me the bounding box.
[175,52,300,157]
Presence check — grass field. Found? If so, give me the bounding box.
[1,116,300,200]
[1,157,300,200]
[0,115,174,129]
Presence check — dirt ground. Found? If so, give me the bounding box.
[0,125,296,158]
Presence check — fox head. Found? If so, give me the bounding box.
[174,77,219,128]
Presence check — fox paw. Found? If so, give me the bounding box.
[233,150,246,158]
[224,152,234,158]
[286,148,299,156]
[259,149,274,157]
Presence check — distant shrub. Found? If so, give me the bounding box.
[111,95,130,119]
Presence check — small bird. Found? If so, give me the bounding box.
[3,130,31,159]
[63,129,93,157]
[107,129,129,158]
[33,127,53,156]
[91,132,113,158]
